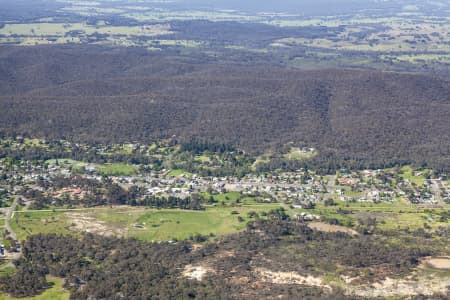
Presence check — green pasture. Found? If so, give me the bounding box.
[10,211,72,241]
[10,204,279,242]
[0,277,69,300]
[98,163,138,176]
[45,159,86,170]
[167,169,193,177]
[301,201,450,231]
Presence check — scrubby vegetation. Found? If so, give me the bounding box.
[1,213,448,299]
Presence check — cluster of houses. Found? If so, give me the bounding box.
[0,142,449,211]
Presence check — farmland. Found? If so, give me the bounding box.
[1,0,450,72]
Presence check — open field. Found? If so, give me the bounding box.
[283,147,317,160]
[272,17,450,55]
[97,163,139,176]
[10,211,73,241]
[0,277,69,300]
[0,23,171,37]
[0,22,171,46]
[45,159,86,170]
[45,159,138,175]
[167,169,192,177]
[11,204,280,242]
[300,201,450,231]
[123,10,262,22]
[398,165,428,186]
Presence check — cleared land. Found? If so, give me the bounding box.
[0,277,69,300]
[11,205,280,242]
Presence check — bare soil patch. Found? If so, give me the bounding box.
[182,264,215,281]
[308,221,359,236]
[253,267,331,289]
[421,256,450,269]
[66,212,127,237]
[347,275,450,297]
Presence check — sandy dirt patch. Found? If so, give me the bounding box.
[254,268,331,289]
[66,212,127,237]
[421,256,450,269]
[308,221,359,236]
[347,275,450,297]
[182,264,215,281]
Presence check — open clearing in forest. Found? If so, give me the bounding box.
[421,257,450,270]
[11,204,279,242]
[307,221,359,236]
[0,276,69,300]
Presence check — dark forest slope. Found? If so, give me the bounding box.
[0,46,449,169]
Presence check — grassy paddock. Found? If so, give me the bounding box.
[10,205,280,242]
[167,169,193,177]
[98,163,138,176]
[0,276,69,300]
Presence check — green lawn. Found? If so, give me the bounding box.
[0,277,69,300]
[398,166,427,186]
[301,201,450,231]
[343,189,363,198]
[10,211,73,241]
[200,191,261,205]
[167,169,192,177]
[211,191,240,202]
[98,206,279,241]
[45,159,86,170]
[98,163,139,176]
[283,147,317,160]
[45,160,139,176]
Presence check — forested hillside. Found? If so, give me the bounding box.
[0,46,449,170]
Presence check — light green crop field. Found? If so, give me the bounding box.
[0,276,69,300]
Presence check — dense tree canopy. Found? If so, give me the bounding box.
[0,46,449,171]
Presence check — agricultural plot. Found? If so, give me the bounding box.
[0,23,171,46]
[123,10,262,22]
[271,16,450,66]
